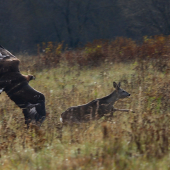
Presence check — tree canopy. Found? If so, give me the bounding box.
[0,0,170,53]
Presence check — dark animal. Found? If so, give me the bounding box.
[60,82,132,124]
[0,45,46,126]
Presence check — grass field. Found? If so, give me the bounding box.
[1,37,170,169]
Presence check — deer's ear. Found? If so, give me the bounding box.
[113,82,120,90]
[118,82,121,88]
[113,82,118,89]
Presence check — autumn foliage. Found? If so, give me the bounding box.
[38,35,170,69]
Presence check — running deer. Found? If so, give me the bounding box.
[60,82,132,124]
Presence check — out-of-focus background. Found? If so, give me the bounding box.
[1,0,170,53]
[1,1,170,169]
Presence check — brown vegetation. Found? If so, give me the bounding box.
[0,36,170,169]
[38,36,170,70]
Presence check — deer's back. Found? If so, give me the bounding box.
[61,99,113,123]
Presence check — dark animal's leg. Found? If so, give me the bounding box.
[34,101,46,126]
[0,88,4,94]
[22,109,32,128]
[23,101,46,127]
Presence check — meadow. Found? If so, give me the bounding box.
[0,36,170,169]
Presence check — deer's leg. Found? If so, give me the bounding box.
[104,107,116,119]
[69,115,81,124]
[110,107,116,117]
[58,123,63,142]
[114,108,135,113]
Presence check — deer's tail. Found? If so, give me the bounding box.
[60,117,63,123]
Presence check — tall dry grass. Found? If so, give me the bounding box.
[0,36,170,169]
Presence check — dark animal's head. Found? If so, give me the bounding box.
[26,75,35,82]
[113,82,130,99]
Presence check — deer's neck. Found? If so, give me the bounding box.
[102,90,119,105]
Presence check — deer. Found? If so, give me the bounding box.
[60,82,132,124]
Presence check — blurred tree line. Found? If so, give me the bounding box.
[0,0,170,53]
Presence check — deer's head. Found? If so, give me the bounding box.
[113,82,130,99]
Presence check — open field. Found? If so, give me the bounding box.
[1,37,170,169]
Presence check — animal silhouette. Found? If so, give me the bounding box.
[60,82,131,124]
[0,45,46,126]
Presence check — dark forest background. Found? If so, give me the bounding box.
[1,0,170,53]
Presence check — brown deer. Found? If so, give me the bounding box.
[60,82,132,124]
